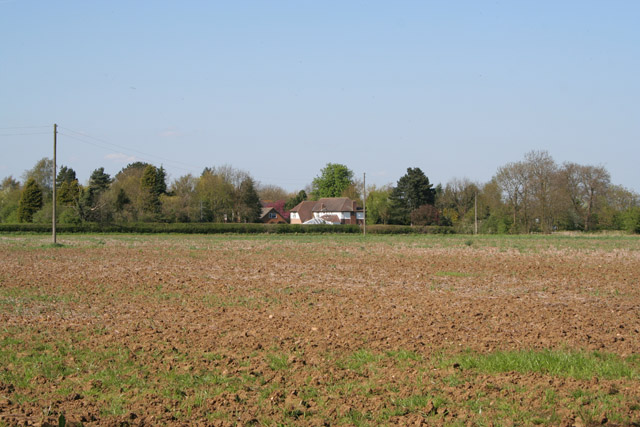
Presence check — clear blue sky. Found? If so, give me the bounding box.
[2,1,639,192]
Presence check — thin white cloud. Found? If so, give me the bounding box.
[159,128,181,138]
[105,153,136,163]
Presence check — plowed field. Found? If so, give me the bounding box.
[1,234,639,426]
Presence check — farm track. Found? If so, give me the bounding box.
[1,235,639,426]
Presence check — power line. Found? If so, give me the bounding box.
[2,125,309,187]
[58,126,207,172]
[57,131,201,174]
[253,176,310,183]
[0,125,50,130]
[0,132,50,136]
[58,126,313,185]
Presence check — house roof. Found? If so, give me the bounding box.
[319,214,341,224]
[261,200,290,220]
[260,207,276,219]
[312,198,357,212]
[291,197,360,223]
[290,200,316,223]
[303,217,332,225]
[291,198,358,212]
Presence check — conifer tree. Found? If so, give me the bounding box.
[18,178,43,222]
[140,164,161,213]
[56,166,77,186]
[389,167,436,224]
[237,178,262,222]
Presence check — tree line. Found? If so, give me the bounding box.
[1,150,639,233]
[1,161,262,225]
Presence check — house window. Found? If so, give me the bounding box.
[268,212,277,219]
[343,212,351,219]
[291,212,298,219]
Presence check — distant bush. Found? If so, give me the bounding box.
[0,222,455,235]
[619,208,640,234]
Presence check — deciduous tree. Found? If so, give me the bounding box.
[311,163,354,199]
[494,161,529,232]
[196,169,234,222]
[162,174,198,222]
[523,150,558,233]
[437,178,479,227]
[258,184,289,202]
[341,178,363,203]
[365,185,392,225]
[561,163,610,231]
[0,176,21,222]
[410,204,440,226]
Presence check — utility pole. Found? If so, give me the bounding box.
[52,123,57,244]
[363,172,366,236]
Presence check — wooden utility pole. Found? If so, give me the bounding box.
[52,123,57,244]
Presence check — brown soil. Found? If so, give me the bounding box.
[0,235,639,426]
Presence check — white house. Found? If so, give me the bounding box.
[290,197,363,225]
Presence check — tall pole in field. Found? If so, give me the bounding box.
[52,123,57,244]
[363,172,366,236]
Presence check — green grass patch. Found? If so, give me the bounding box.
[339,408,373,426]
[444,349,639,380]
[39,242,66,249]
[392,393,447,416]
[266,352,290,371]
[339,349,384,373]
[385,349,422,362]
[0,286,78,309]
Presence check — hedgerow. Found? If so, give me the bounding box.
[0,223,454,234]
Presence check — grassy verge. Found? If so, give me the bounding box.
[2,232,640,253]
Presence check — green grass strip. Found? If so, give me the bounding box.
[446,349,639,380]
